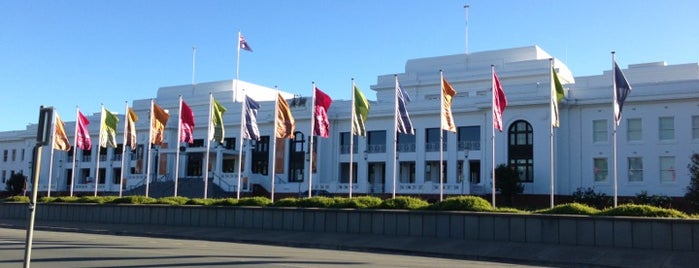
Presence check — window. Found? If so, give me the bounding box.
[367,131,386,153]
[693,116,699,140]
[223,138,236,150]
[508,120,534,182]
[288,132,305,182]
[3,150,6,162]
[11,149,16,161]
[339,132,358,154]
[659,156,676,183]
[399,161,415,183]
[593,158,608,182]
[339,162,358,183]
[659,117,674,140]
[424,161,446,183]
[251,136,270,175]
[627,118,642,141]
[628,157,643,182]
[457,126,480,150]
[593,120,608,143]
[397,132,415,152]
[425,128,446,152]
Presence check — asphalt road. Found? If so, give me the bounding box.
[0,228,541,268]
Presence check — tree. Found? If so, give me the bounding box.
[685,154,699,210]
[5,173,27,196]
[494,164,524,206]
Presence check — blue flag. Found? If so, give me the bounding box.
[243,96,261,140]
[613,62,632,126]
[395,79,415,135]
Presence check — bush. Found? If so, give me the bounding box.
[272,197,299,207]
[5,173,27,195]
[212,198,239,206]
[156,196,190,205]
[237,196,272,207]
[296,196,336,208]
[536,203,600,215]
[494,164,524,206]
[635,191,672,208]
[491,207,528,213]
[572,187,611,209]
[111,195,157,204]
[599,204,688,218]
[3,195,29,203]
[40,196,57,203]
[379,196,429,210]
[77,196,114,204]
[685,154,699,210]
[55,196,80,203]
[186,198,216,206]
[333,196,383,209]
[430,196,493,212]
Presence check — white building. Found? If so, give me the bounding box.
[2,46,698,198]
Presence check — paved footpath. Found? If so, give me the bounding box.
[1,218,698,267]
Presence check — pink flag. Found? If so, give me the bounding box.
[493,72,508,132]
[76,111,92,150]
[180,101,195,144]
[313,87,332,138]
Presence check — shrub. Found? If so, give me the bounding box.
[186,198,216,206]
[430,196,493,212]
[40,196,57,203]
[335,196,383,209]
[156,196,190,206]
[379,196,429,210]
[296,196,336,208]
[3,195,29,203]
[55,196,80,203]
[5,173,27,195]
[536,203,600,215]
[635,191,672,208]
[572,187,611,209]
[77,196,113,204]
[599,204,688,218]
[111,195,157,204]
[492,207,528,213]
[494,164,524,207]
[237,196,272,207]
[212,198,239,206]
[272,197,299,207]
[685,154,699,210]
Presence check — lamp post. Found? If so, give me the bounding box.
[462,149,469,195]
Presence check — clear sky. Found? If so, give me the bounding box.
[1,0,698,132]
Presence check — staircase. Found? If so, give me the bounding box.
[126,178,230,198]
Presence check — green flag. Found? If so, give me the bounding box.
[551,67,565,128]
[100,107,119,148]
[211,97,227,143]
[352,85,370,136]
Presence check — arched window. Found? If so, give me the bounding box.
[507,120,533,182]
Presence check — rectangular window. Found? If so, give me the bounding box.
[224,138,236,150]
[367,131,386,153]
[425,128,446,152]
[659,116,674,140]
[457,126,480,150]
[693,116,699,140]
[593,158,609,182]
[339,132,358,154]
[11,149,16,161]
[659,156,676,183]
[626,118,642,141]
[399,161,415,183]
[424,161,446,183]
[339,162,358,183]
[593,120,608,143]
[628,157,644,182]
[397,132,415,152]
[3,150,7,162]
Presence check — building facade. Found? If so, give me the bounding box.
[2,46,698,198]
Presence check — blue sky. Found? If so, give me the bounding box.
[1,0,698,132]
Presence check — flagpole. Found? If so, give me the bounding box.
[237,90,246,200]
[192,46,197,86]
[491,65,497,208]
[204,94,214,199]
[145,100,154,198]
[234,31,241,103]
[349,79,356,199]
[174,96,183,197]
[94,105,104,197]
[308,82,316,198]
[47,111,57,197]
[464,4,470,54]
[271,86,279,202]
[439,70,445,201]
[70,107,79,197]
[119,101,128,197]
[549,59,555,208]
[392,75,399,199]
[612,51,619,208]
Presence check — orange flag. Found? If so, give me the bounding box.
[151,102,170,145]
[275,93,295,139]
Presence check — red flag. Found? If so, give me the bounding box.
[492,72,508,132]
[76,111,92,150]
[313,87,332,138]
[180,101,195,144]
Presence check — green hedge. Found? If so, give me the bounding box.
[379,196,429,210]
[536,203,600,215]
[599,204,688,218]
[430,196,493,212]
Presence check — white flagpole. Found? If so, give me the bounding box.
[439,70,445,202]
[234,31,241,103]
[94,105,104,197]
[549,58,556,208]
[204,94,214,199]
[192,46,197,86]
[308,82,316,198]
[237,90,246,200]
[464,4,470,54]
[392,75,399,199]
[349,79,356,199]
[70,106,79,197]
[119,101,128,197]
[491,65,497,208]
[271,86,280,202]
[47,110,57,197]
[174,95,183,197]
[145,100,154,197]
[612,51,619,208]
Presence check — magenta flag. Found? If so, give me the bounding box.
[313,87,332,138]
[180,101,195,144]
[76,111,92,150]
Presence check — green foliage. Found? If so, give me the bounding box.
[212,198,238,206]
[685,154,699,210]
[237,196,272,206]
[333,196,383,209]
[77,196,116,204]
[55,196,80,203]
[536,203,600,215]
[5,173,27,195]
[111,195,157,204]
[572,187,612,209]
[379,196,429,210]
[156,196,190,205]
[599,204,688,218]
[635,191,672,208]
[494,164,524,206]
[430,195,493,212]
[3,195,29,203]
[271,197,299,207]
[40,196,57,203]
[492,207,528,213]
[296,196,337,208]
[186,198,216,206]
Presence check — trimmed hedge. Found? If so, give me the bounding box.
[536,203,600,215]
[599,204,689,218]
[430,196,493,212]
[379,196,429,210]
